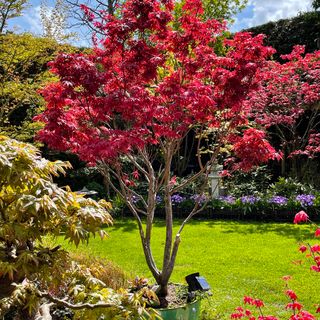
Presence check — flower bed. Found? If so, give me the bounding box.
[112,192,320,222]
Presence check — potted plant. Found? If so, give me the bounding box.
[35,0,281,314]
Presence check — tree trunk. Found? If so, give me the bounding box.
[157,281,168,297]
[281,152,286,176]
[156,281,169,308]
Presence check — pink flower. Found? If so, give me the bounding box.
[286,290,298,301]
[314,256,320,265]
[231,312,244,319]
[286,301,303,311]
[315,228,320,237]
[245,309,252,316]
[298,311,316,320]
[282,275,292,281]
[132,170,139,179]
[310,265,320,272]
[299,245,307,253]
[293,211,309,224]
[310,245,320,253]
[169,175,177,185]
[220,170,231,177]
[244,296,254,305]
[235,307,244,312]
[254,299,264,308]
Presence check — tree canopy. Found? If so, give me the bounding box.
[313,0,320,10]
[36,0,280,301]
[0,33,78,142]
[248,46,320,180]
[0,0,29,34]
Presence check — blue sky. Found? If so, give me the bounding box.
[7,0,314,42]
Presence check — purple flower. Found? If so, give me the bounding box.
[156,195,162,204]
[191,194,207,204]
[241,195,260,204]
[296,194,315,207]
[132,195,140,203]
[218,195,236,204]
[268,196,288,206]
[171,194,186,204]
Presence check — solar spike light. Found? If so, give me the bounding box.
[185,273,211,292]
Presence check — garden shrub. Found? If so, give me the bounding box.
[223,165,273,197]
[245,46,320,183]
[109,173,320,221]
[269,177,316,198]
[245,11,320,60]
[69,253,130,290]
[0,33,77,143]
[0,136,157,319]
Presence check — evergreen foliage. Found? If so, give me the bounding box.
[0,33,77,142]
[246,12,320,59]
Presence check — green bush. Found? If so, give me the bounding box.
[0,33,78,142]
[245,11,320,59]
[223,166,273,197]
[269,177,315,197]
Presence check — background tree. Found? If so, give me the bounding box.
[247,46,320,182]
[63,0,247,41]
[40,0,76,43]
[0,33,77,143]
[0,0,29,34]
[245,12,320,60]
[61,0,122,40]
[36,0,280,304]
[197,0,247,20]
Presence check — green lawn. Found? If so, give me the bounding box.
[59,219,319,319]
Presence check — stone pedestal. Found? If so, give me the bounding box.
[208,165,223,198]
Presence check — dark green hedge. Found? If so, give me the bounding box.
[245,11,320,59]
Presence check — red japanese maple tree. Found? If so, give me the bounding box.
[36,0,281,302]
[247,46,320,178]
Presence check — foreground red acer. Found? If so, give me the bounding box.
[231,289,316,320]
[36,0,280,303]
[232,213,320,319]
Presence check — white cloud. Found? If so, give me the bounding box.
[22,5,42,35]
[231,0,314,32]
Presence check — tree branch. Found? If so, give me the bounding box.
[38,291,118,310]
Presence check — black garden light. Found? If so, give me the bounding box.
[185,273,211,292]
